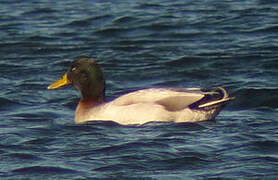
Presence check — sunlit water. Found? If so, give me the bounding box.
[1,0,278,179]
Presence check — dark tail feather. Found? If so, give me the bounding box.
[190,87,234,110]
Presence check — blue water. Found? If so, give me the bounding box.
[1,0,278,179]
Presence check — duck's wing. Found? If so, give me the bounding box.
[112,87,233,111]
[112,88,206,111]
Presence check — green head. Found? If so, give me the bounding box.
[48,57,105,101]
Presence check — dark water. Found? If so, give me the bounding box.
[1,0,278,179]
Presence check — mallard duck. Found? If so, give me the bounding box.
[48,57,233,125]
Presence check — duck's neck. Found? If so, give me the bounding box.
[75,96,104,123]
[75,69,105,123]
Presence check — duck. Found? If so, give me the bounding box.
[48,57,233,125]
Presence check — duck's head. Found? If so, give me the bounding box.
[48,57,105,102]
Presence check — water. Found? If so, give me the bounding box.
[1,0,278,179]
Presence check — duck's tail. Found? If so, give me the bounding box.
[190,87,234,110]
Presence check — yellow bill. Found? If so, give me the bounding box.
[48,73,71,89]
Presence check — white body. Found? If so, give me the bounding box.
[75,88,228,125]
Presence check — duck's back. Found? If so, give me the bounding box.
[112,88,206,109]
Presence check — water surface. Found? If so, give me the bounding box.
[1,0,278,179]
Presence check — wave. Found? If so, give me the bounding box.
[0,97,16,109]
[11,166,78,174]
[231,87,278,109]
[66,14,113,27]
[21,7,57,16]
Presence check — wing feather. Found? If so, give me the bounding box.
[112,88,205,111]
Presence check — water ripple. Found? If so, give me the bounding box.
[1,0,278,179]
